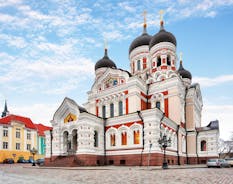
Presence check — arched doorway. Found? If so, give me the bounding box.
[63,131,69,153]
[72,129,78,152]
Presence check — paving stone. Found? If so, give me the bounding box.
[0,164,232,184]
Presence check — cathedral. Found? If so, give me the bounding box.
[44,13,219,166]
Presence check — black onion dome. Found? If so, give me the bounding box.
[129,26,152,54]
[178,61,192,80]
[149,22,176,49]
[95,49,117,70]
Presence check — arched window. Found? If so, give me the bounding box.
[110,103,114,117]
[119,101,123,116]
[121,132,127,145]
[167,55,171,66]
[156,101,161,109]
[94,131,98,147]
[157,56,161,67]
[133,130,140,144]
[201,140,207,151]
[137,60,141,70]
[110,134,116,146]
[102,105,106,118]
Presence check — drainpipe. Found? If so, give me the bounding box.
[184,87,189,164]
[50,129,53,162]
[196,130,199,164]
[103,118,107,165]
[137,111,144,166]
[146,72,150,109]
[176,125,180,165]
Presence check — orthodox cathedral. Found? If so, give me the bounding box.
[44,12,219,166]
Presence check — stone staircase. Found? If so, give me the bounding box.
[46,155,81,167]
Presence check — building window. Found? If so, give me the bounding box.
[133,130,140,144]
[102,105,106,118]
[137,60,141,70]
[3,129,8,137]
[201,140,207,151]
[156,101,161,109]
[119,101,123,116]
[3,142,8,149]
[157,56,161,67]
[113,79,118,86]
[121,132,127,145]
[27,144,31,151]
[16,143,20,150]
[16,129,20,138]
[167,55,171,66]
[94,131,98,147]
[110,103,114,118]
[110,134,116,146]
[27,130,31,140]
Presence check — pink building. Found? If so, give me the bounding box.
[45,14,219,167]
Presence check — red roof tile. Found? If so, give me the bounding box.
[35,123,52,136]
[0,114,37,130]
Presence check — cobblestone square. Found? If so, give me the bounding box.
[0,164,232,184]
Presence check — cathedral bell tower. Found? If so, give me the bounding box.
[149,10,177,81]
[129,11,152,80]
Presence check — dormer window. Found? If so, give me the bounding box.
[156,101,161,109]
[167,55,171,66]
[137,60,141,70]
[157,56,161,67]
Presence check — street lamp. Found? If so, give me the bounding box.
[30,147,38,166]
[158,134,171,169]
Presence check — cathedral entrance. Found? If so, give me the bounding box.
[63,131,69,153]
[72,129,78,152]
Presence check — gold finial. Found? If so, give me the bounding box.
[159,10,164,22]
[180,52,183,62]
[142,10,147,27]
[104,39,108,50]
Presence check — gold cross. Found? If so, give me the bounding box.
[142,10,147,25]
[180,52,183,61]
[104,39,108,50]
[159,10,164,22]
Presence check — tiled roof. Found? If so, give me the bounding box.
[35,123,52,136]
[196,120,219,132]
[0,114,37,130]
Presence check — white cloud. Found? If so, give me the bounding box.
[11,103,59,126]
[103,30,128,41]
[193,75,233,87]
[118,2,136,13]
[202,104,233,140]
[0,34,27,48]
[0,0,22,8]
[0,13,16,23]
[205,11,217,18]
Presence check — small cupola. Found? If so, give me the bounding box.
[149,10,176,49]
[178,53,192,80]
[129,11,152,54]
[95,48,116,71]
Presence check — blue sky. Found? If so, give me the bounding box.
[0,0,232,140]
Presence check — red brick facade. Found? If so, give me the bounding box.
[45,153,217,167]
[45,153,215,167]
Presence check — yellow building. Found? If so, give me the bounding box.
[0,101,52,163]
[0,114,39,162]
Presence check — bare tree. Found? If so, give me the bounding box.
[218,132,233,158]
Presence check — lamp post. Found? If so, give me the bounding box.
[30,147,38,166]
[147,143,152,168]
[12,153,16,162]
[158,134,171,169]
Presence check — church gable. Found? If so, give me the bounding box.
[91,68,130,92]
[52,97,84,125]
